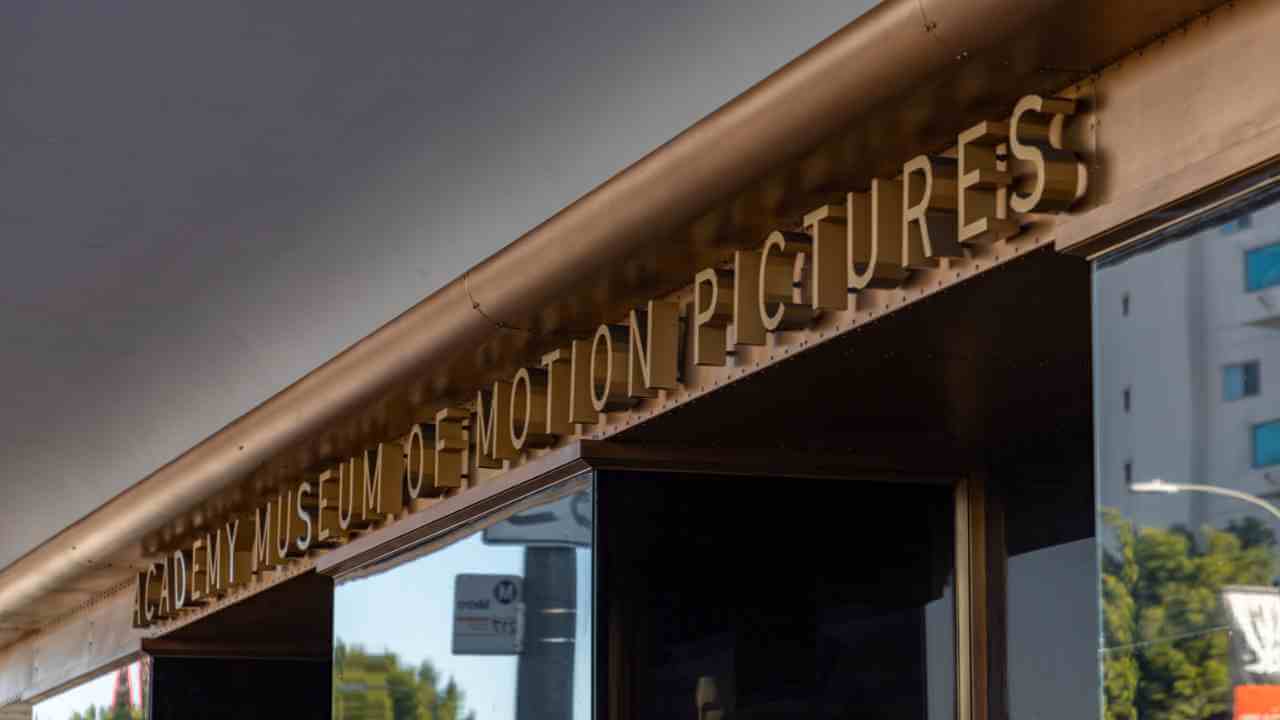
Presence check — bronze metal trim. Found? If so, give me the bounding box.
[318,439,960,578]
[318,446,591,579]
[955,473,990,720]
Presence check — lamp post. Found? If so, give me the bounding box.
[1132,478,1280,688]
[1130,478,1280,523]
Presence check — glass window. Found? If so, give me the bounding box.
[1224,361,1261,401]
[1095,190,1280,720]
[597,471,954,720]
[1245,242,1280,291]
[1253,419,1280,468]
[33,660,148,720]
[989,452,1097,720]
[332,475,592,720]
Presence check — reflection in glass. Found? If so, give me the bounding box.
[33,660,148,720]
[333,477,592,720]
[990,454,1097,720]
[1095,191,1280,720]
[1224,362,1261,402]
[1245,242,1280,292]
[1253,420,1280,469]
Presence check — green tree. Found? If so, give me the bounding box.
[436,679,463,720]
[1102,508,1140,720]
[417,661,440,716]
[1102,508,1276,720]
[333,642,475,720]
[385,664,419,720]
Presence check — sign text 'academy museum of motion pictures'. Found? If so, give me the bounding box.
[133,94,1089,627]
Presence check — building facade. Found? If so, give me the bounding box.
[6,0,1280,718]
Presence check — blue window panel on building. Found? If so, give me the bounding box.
[1245,243,1280,291]
[1252,419,1280,468]
[1224,361,1261,401]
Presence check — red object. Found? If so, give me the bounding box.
[111,665,135,710]
[1235,685,1280,720]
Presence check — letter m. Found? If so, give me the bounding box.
[475,381,515,469]
[253,502,274,573]
[362,443,405,521]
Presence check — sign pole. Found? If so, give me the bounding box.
[516,546,577,720]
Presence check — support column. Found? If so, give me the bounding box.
[516,547,577,720]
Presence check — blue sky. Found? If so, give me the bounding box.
[334,532,593,719]
[34,661,141,720]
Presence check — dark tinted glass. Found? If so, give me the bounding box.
[597,472,955,720]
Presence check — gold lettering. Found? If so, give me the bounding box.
[132,572,150,629]
[803,208,849,311]
[253,502,274,574]
[1009,94,1087,214]
[274,488,301,562]
[849,180,909,290]
[627,301,680,397]
[730,250,766,347]
[692,268,733,367]
[568,339,598,424]
[362,443,405,521]
[958,121,1018,244]
[316,468,342,543]
[189,536,208,604]
[758,231,816,332]
[902,155,963,268]
[225,516,252,587]
[338,455,373,531]
[207,526,229,595]
[434,407,468,490]
[405,425,440,500]
[144,562,163,623]
[170,549,193,610]
[590,324,632,412]
[156,557,172,619]
[475,382,516,469]
[296,481,315,552]
[511,368,555,451]
[540,348,574,436]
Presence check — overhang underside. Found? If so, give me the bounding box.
[613,246,1094,471]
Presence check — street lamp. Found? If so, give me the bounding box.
[1131,478,1280,523]
[1133,478,1280,679]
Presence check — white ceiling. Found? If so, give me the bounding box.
[0,0,876,569]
